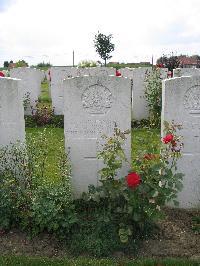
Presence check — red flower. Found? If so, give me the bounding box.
[115,70,121,77]
[126,172,141,189]
[162,134,174,144]
[0,71,5,77]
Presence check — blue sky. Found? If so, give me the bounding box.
[0,0,200,66]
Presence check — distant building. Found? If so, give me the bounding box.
[179,56,200,68]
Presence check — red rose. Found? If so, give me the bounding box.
[0,71,5,77]
[126,172,141,189]
[115,70,121,77]
[162,134,174,144]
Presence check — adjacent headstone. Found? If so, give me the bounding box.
[120,67,168,120]
[51,67,115,115]
[173,68,200,77]
[0,78,25,146]
[63,76,131,197]
[10,67,42,115]
[162,76,200,208]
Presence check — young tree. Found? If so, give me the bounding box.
[3,61,9,68]
[94,32,115,66]
[156,54,180,72]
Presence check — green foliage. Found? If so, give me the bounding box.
[15,59,29,67]
[76,123,184,256]
[3,61,9,68]
[144,67,162,128]
[108,63,152,70]
[94,31,115,66]
[36,62,52,68]
[25,114,64,128]
[31,102,55,126]
[156,54,180,72]
[23,92,31,111]
[0,130,73,235]
[0,256,199,266]
[192,215,200,233]
[38,81,51,103]
[78,60,97,68]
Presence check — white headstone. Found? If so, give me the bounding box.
[0,78,25,146]
[162,76,200,208]
[173,68,200,77]
[10,67,42,115]
[120,67,168,120]
[63,76,131,197]
[51,67,115,115]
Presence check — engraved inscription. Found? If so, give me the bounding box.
[183,85,200,114]
[82,84,112,114]
[65,119,115,136]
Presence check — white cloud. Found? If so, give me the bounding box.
[0,0,200,66]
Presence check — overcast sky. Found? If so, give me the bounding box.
[0,0,200,66]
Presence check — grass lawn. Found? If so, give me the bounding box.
[0,256,199,266]
[38,81,51,103]
[26,127,64,182]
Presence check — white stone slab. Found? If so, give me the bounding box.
[63,76,131,197]
[10,67,42,115]
[0,78,25,146]
[51,67,115,115]
[162,76,200,208]
[173,68,200,77]
[120,67,168,120]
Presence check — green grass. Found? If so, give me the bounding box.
[26,127,64,182]
[132,128,160,160]
[38,81,51,103]
[0,256,198,266]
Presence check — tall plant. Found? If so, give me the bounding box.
[145,67,162,128]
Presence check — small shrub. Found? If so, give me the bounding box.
[25,115,64,128]
[144,67,162,128]
[31,102,54,126]
[78,60,97,68]
[0,130,74,236]
[69,122,184,256]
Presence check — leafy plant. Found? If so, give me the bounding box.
[94,32,115,66]
[31,102,55,126]
[23,92,31,111]
[144,67,162,128]
[76,122,184,255]
[156,53,180,72]
[0,130,74,236]
[78,60,97,68]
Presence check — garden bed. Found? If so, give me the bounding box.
[0,208,199,260]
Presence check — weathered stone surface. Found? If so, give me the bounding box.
[10,67,42,115]
[173,68,200,77]
[120,67,168,120]
[162,76,200,208]
[63,76,131,197]
[0,78,25,146]
[50,67,115,115]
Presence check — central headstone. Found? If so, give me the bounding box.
[63,76,131,197]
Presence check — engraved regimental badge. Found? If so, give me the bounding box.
[82,84,112,114]
[183,85,200,114]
